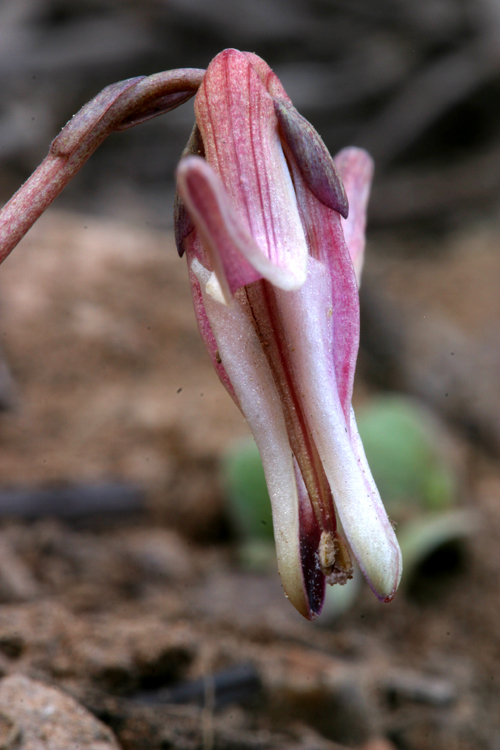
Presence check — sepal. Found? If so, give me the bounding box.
[274,99,349,219]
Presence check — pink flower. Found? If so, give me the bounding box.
[175,49,402,619]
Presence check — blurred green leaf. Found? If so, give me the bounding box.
[237,540,277,572]
[356,395,457,517]
[223,438,274,541]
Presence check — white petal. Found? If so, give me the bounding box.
[275,257,402,600]
[191,258,312,617]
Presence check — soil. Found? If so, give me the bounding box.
[0,209,498,750]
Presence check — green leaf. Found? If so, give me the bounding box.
[356,396,457,518]
[223,438,274,541]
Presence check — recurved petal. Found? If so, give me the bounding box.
[177,156,307,300]
[334,148,374,285]
[190,256,323,619]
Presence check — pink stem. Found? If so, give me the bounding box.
[0,68,205,265]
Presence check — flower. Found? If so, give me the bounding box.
[175,49,402,619]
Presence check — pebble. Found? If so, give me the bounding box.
[383,669,457,706]
[0,674,120,749]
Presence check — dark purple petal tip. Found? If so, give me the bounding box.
[174,124,205,257]
[300,534,326,619]
[298,496,326,619]
[173,191,193,258]
[274,99,349,219]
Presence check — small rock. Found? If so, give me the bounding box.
[359,739,398,750]
[383,670,457,706]
[0,674,119,749]
[0,537,39,603]
[123,528,195,582]
[260,646,376,746]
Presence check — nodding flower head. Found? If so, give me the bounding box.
[175,49,402,619]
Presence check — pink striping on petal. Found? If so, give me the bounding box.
[286,150,359,423]
[194,49,308,288]
[334,147,374,285]
[242,51,291,102]
[177,156,307,296]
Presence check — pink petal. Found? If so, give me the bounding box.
[193,49,308,290]
[285,151,359,422]
[177,157,308,298]
[242,51,291,102]
[190,257,316,618]
[274,258,402,600]
[177,157,261,300]
[334,148,374,284]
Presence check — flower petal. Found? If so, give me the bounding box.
[334,148,374,284]
[284,151,359,422]
[294,458,325,616]
[274,257,402,600]
[194,49,308,291]
[242,52,290,101]
[190,256,322,619]
[177,157,261,301]
[348,406,403,600]
[242,52,349,219]
[177,157,309,300]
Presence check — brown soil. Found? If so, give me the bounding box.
[0,210,498,750]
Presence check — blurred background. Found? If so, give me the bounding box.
[2,0,500,232]
[0,1,500,749]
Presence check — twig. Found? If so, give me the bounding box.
[0,482,145,521]
[132,663,262,709]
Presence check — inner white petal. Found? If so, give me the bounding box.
[190,258,311,617]
[275,257,402,600]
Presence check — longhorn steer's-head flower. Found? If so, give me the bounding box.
[0,48,400,620]
[175,49,402,619]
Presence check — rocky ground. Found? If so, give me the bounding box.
[0,211,497,749]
